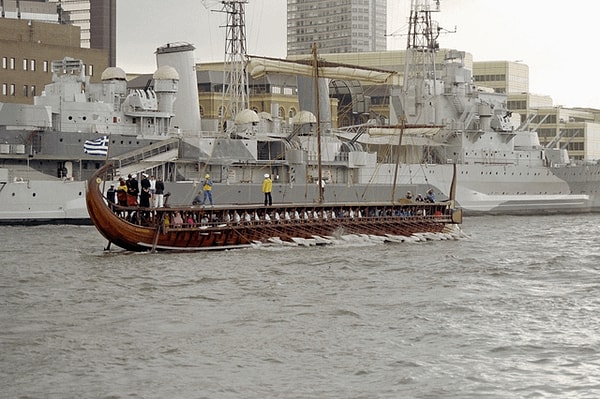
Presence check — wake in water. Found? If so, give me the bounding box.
[253,224,470,248]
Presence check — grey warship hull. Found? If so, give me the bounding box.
[4,1,600,224]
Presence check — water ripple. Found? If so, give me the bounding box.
[2,216,600,397]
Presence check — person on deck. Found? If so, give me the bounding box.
[192,191,202,205]
[117,178,128,207]
[426,188,436,203]
[201,174,213,206]
[154,177,165,208]
[139,174,151,222]
[106,184,116,208]
[126,173,139,206]
[149,175,156,206]
[172,211,183,227]
[140,174,151,208]
[262,173,273,206]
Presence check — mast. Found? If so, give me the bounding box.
[220,0,250,134]
[312,43,324,203]
[390,120,405,203]
[391,0,442,202]
[403,0,441,125]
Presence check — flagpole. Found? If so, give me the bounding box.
[100,134,111,194]
[102,133,113,252]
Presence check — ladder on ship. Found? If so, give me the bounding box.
[109,138,180,179]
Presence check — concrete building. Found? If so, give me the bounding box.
[49,0,116,66]
[1,0,116,66]
[287,0,386,55]
[472,61,529,94]
[0,18,108,104]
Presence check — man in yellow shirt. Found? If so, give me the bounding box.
[262,173,272,206]
[202,174,213,206]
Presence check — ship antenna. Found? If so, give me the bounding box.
[403,0,442,125]
[217,0,250,135]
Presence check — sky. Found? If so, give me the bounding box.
[116,0,600,109]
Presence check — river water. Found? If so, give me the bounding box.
[1,214,600,398]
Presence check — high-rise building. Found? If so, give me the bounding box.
[287,0,386,56]
[49,0,116,66]
[89,0,116,67]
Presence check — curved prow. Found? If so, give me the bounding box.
[86,161,151,251]
[449,162,462,224]
[449,162,457,205]
[85,161,117,240]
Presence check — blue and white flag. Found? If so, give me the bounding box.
[83,136,109,156]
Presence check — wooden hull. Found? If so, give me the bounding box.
[86,163,462,252]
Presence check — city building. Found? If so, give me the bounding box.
[0,18,108,104]
[49,0,116,66]
[1,0,116,66]
[472,61,529,95]
[287,0,386,55]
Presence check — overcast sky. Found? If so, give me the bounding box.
[116,0,600,109]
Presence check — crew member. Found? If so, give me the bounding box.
[262,173,272,206]
[202,174,213,206]
[426,188,436,203]
[126,173,139,206]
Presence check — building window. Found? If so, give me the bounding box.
[43,60,49,72]
[30,60,36,71]
[10,58,15,70]
[31,86,36,97]
[10,84,15,96]
[88,64,93,76]
[23,59,28,71]
[23,85,28,96]
[2,57,6,69]
[2,84,6,96]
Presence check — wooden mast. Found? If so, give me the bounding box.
[312,42,324,203]
[391,118,406,203]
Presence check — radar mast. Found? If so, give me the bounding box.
[403,0,441,125]
[220,0,250,133]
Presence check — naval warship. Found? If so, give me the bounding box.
[1,0,600,224]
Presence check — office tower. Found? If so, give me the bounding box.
[89,0,116,67]
[287,0,387,55]
[49,0,116,66]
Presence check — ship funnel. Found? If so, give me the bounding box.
[155,42,201,135]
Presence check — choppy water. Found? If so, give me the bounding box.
[1,215,600,398]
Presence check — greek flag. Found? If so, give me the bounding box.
[83,136,109,156]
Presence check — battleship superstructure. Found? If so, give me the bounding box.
[1,0,600,224]
[0,55,183,224]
